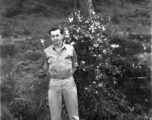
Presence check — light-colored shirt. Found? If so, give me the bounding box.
[44,43,78,78]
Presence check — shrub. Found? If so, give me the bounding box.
[64,10,126,119]
[24,50,43,61]
[0,44,18,59]
[64,10,151,120]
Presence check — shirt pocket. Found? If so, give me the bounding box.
[67,59,72,64]
[66,59,72,70]
[48,57,57,64]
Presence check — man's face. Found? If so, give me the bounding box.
[50,29,63,46]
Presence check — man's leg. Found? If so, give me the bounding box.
[48,80,62,120]
[63,78,79,120]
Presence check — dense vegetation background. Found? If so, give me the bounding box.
[0,0,151,120]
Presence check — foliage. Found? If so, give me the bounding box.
[0,36,50,120]
[2,0,72,18]
[64,10,124,119]
[64,10,151,120]
[23,50,43,61]
[0,44,18,58]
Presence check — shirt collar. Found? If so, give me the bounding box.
[53,43,66,51]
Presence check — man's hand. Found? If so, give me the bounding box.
[36,69,48,78]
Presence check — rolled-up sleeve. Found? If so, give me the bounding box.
[72,48,78,68]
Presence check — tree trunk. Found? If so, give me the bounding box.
[74,0,77,9]
[79,0,94,18]
[120,0,124,7]
[112,0,119,24]
[92,0,97,11]
[79,0,89,17]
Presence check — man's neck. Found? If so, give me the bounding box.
[54,42,63,48]
[54,42,63,52]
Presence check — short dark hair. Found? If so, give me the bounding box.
[48,27,63,36]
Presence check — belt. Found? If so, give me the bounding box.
[51,76,70,80]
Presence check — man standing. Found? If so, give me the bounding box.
[43,27,79,120]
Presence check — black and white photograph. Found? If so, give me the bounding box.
[0,0,151,120]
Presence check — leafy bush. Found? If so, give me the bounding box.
[0,35,48,120]
[64,10,151,120]
[1,54,49,120]
[0,44,18,58]
[64,10,124,119]
[24,50,43,61]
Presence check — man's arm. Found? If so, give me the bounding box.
[43,52,58,77]
[72,48,78,74]
[43,52,49,71]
